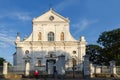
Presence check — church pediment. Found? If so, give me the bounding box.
[33,8,69,23]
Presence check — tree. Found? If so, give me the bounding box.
[0,57,12,66]
[0,57,5,66]
[86,44,105,65]
[97,28,120,65]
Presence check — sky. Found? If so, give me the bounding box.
[0,0,120,64]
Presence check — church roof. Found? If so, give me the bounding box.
[33,8,69,23]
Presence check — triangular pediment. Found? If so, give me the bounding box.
[33,8,69,22]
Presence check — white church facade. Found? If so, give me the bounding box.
[13,8,87,75]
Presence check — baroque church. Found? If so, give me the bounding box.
[13,8,87,75]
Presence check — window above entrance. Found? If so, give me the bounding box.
[48,32,54,41]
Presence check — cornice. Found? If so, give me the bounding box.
[15,41,81,47]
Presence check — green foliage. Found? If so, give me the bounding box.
[0,57,5,66]
[0,57,12,66]
[97,28,120,65]
[97,28,120,48]
[86,44,106,65]
[8,62,12,66]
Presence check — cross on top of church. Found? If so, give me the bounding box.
[49,4,53,10]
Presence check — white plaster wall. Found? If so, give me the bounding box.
[15,41,86,68]
[15,47,25,66]
[31,23,76,41]
[96,67,101,73]
[25,9,77,42]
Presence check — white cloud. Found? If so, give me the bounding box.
[0,42,8,48]
[11,12,32,21]
[0,27,16,48]
[55,0,79,11]
[0,11,31,49]
[0,11,32,22]
[72,19,98,35]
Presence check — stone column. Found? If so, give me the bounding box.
[25,60,30,76]
[78,36,87,71]
[90,63,94,78]
[110,60,116,75]
[3,61,8,75]
[56,55,65,75]
[83,55,90,78]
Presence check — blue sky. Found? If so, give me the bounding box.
[0,0,120,64]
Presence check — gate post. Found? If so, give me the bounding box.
[25,60,30,76]
[3,61,8,75]
[57,55,65,75]
[83,55,90,78]
[90,63,94,78]
[110,60,116,75]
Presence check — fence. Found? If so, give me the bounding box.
[92,66,111,74]
[116,66,120,74]
[1,64,120,78]
[7,66,47,75]
[8,66,25,75]
[94,66,120,74]
[0,66,3,75]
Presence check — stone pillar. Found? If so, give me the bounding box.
[90,63,94,78]
[25,60,30,76]
[56,55,65,75]
[15,32,20,42]
[110,60,116,75]
[3,61,8,75]
[78,36,87,72]
[83,55,90,78]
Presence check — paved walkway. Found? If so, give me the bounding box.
[0,78,119,80]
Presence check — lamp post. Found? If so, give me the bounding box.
[72,58,76,78]
[72,51,76,78]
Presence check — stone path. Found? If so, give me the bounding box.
[0,78,120,80]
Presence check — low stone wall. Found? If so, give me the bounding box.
[94,73,111,78]
[65,73,83,78]
[4,74,22,79]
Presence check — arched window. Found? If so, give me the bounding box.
[48,32,54,41]
[60,32,64,41]
[38,32,42,40]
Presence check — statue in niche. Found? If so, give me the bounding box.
[38,32,42,40]
[60,32,64,41]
